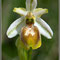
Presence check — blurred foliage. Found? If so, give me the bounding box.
[2,0,58,60]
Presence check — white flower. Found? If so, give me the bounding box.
[6,0,53,49]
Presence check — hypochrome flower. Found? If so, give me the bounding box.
[6,0,53,50]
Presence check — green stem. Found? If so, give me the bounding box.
[17,47,32,60]
[28,47,32,60]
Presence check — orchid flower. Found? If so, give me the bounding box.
[6,0,53,50]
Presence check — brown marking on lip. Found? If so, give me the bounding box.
[21,26,40,47]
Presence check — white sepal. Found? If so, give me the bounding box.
[26,0,37,11]
[6,16,26,38]
[34,18,53,39]
[31,0,37,11]
[26,0,30,11]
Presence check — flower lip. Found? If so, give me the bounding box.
[21,26,40,49]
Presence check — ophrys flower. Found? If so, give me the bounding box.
[6,0,53,50]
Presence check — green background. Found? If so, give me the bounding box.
[2,0,58,60]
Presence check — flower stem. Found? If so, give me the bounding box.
[17,47,32,60]
[28,47,32,60]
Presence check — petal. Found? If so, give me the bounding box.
[32,35,42,49]
[34,18,53,39]
[6,16,26,38]
[13,8,28,16]
[26,0,37,11]
[33,8,48,17]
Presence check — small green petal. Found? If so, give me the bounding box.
[33,8,48,17]
[13,8,28,16]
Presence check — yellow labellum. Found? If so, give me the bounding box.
[21,26,41,49]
